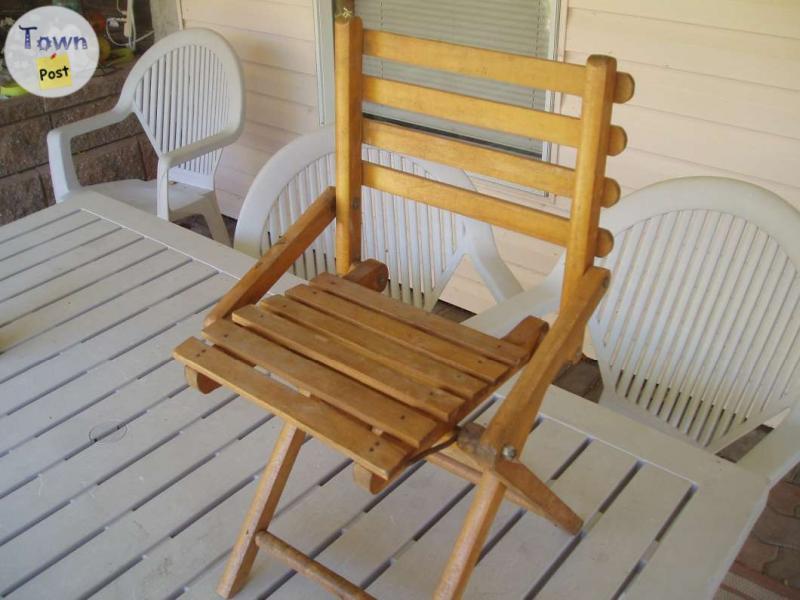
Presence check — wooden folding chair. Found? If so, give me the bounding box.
[173,13,633,599]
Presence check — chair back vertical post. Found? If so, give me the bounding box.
[334,15,364,274]
[560,57,618,327]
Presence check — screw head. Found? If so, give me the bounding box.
[501,444,517,460]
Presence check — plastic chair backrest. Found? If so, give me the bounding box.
[235,126,518,310]
[117,29,244,190]
[589,177,800,451]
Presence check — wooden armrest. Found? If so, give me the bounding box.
[204,187,337,327]
[482,267,609,451]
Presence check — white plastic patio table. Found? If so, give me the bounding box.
[0,191,768,600]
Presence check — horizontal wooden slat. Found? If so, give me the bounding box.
[255,532,376,600]
[285,285,509,382]
[362,29,635,105]
[362,163,614,257]
[203,319,439,447]
[362,77,627,155]
[235,304,465,421]
[173,338,407,479]
[260,295,484,401]
[362,119,620,207]
[311,273,528,365]
[363,29,586,96]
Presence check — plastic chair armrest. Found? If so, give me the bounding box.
[158,130,240,172]
[47,108,131,200]
[463,275,562,338]
[738,405,800,487]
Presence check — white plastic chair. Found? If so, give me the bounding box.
[235,125,523,310]
[48,28,244,245]
[468,177,800,485]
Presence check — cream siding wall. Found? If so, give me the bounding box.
[178,0,800,313]
[445,0,800,312]
[178,0,322,217]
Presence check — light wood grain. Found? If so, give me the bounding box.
[363,29,587,96]
[203,319,440,447]
[434,473,506,599]
[363,76,627,156]
[334,15,364,273]
[343,258,388,292]
[204,187,335,326]
[561,55,617,312]
[285,284,509,383]
[260,295,486,401]
[483,267,610,452]
[217,424,305,598]
[361,119,620,207]
[236,303,465,420]
[172,338,408,478]
[311,273,531,365]
[256,532,375,600]
[362,163,614,257]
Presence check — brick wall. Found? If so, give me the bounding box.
[0,62,157,225]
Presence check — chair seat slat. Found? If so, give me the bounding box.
[234,304,465,421]
[312,273,529,365]
[285,284,509,383]
[203,319,440,448]
[172,337,409,479]
[260,295,485,401]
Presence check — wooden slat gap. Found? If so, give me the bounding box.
[363,77,626,155]
[362,163,614,257]
[284,284,510,383]
[259,295,486,402]
[234,303,467,422]
[173,337,409,479]
[363,29,587,96]
[310,272,529,365]
[203,318,440,448]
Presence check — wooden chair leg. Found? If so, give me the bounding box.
[217,423,305,598]
[434,473,506,600]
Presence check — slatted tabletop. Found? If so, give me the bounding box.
[0,192,768,600]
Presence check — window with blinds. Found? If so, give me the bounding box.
[354,0,557,157]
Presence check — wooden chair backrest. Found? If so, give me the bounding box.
[333,15,633,313]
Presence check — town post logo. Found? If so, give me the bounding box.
[3,6,99,98]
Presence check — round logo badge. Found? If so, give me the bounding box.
[3,6,99,98]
